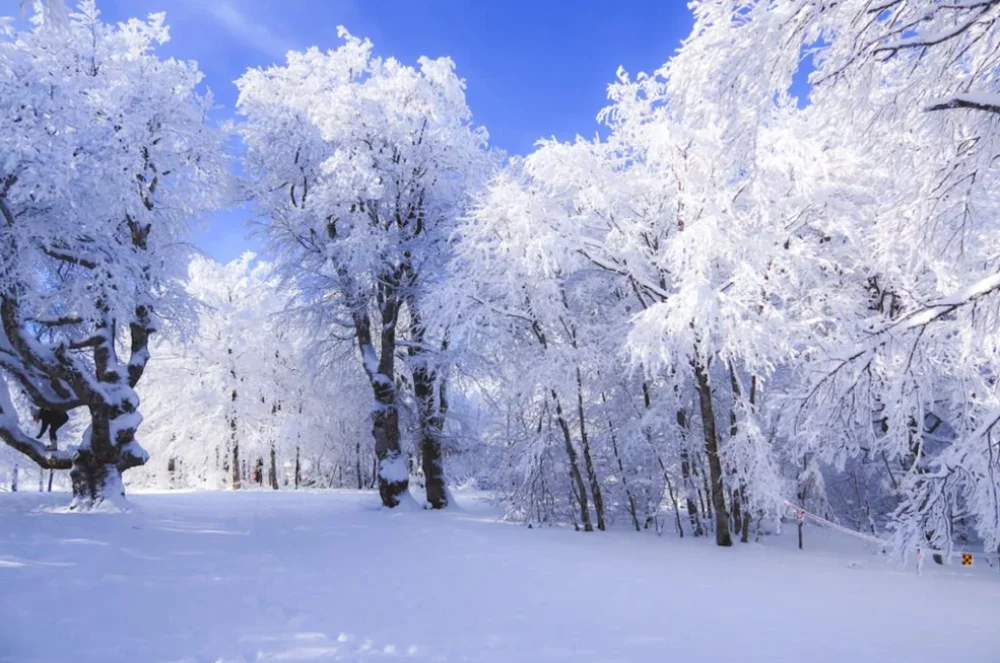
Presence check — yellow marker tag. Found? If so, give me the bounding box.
[961,553,973,567]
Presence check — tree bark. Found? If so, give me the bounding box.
[69,409,145,506]
[354,292,407,507]
[229,370,240,490]
[409,322,448,509]
[294,445,301,489]
[230,424,240,490]
[576,367,605,530]
[268,442,278,490]
[693,358,732,546]
[552,390,593,532]
[355,441,363,489]
[69,320,150,508]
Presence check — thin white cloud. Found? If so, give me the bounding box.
[190,0,296,61]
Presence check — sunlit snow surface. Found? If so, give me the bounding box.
[1,490,998,662]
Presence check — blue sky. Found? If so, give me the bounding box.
[93,0,694,263]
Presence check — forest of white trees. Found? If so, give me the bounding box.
[2,0,1000,564]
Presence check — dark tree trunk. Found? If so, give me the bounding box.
[231,434,240,490]
[553,390,593,532]
[410,333,448,509]
[70,390,146,507]
[732,489,743,536]
[230,386,240,490]
[65,315,147,508]
[575,367,605,530]
[268,442,278,490]
[43,435,59,491]
[372,401,405,505]
[354,293,407,507]
[797,477,807,550]
[70,449,121,505]
[694,358,732,547]
[356,441,363,490]
[294,445,301,489]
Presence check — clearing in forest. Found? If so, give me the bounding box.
[1,490,998,663]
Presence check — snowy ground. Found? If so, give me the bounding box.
[1,490,998,663]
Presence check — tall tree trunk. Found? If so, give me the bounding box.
[356,441,363,489]
[231,426,240,490]
[693,358,732,547]
[67,312,148,507]
[268,442,278,490]
[294,445,301,489]
[576,367,605,530]
[69,408,143,506]
[409,324,448,509]
[354,294,407,507]
[417,371,448,509]
[552,390,593,532]
[69,447,121,505]
[230,383,240,490]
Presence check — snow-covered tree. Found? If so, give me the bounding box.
[236,29,494,507]
[0,2,225,507]
[660,0,1000,554]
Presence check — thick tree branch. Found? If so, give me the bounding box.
[926,94,1000,115]
[0,423,73,469]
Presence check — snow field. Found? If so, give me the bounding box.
[1,490,998,663]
